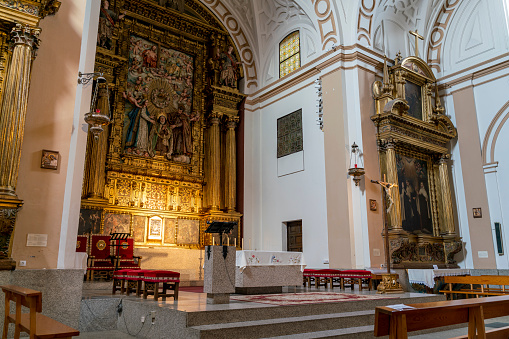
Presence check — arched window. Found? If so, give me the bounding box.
[279,31,300,78]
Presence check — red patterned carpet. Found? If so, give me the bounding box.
[230,292,397,306]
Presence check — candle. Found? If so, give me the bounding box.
[213,236,215,246]
[227,237,230,246]
[242,238,244,250]
[234,238,237,247]
[355,164,357,168]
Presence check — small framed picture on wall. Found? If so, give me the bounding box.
[369,199,377,211]
[473,207,482,218]
[41,150,59,170]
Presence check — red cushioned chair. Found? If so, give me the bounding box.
[112,238,141,270]
[313,269,342,289]
[303,269,317,288]
[338,270,373,291]
[76,235,88,253]
[142,270,180,301]
[112,269,137,295]
[87,234,114,281]
[124,269,153,297]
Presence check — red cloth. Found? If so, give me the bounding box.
[90,235,111,259]
[76,235,88,253]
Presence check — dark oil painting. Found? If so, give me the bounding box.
[78,209,102,235]
[396,154,433,234]
[405,80,422,120]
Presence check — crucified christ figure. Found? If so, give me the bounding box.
[372,176,398,213]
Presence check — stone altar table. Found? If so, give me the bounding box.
[235,250,305,294]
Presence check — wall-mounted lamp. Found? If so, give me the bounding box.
[348,142,365,186]
[78,72,111,139]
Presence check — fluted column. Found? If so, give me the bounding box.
[439,155,455,235]
[385,141,402,230]
[83,84,109,200]
[0,24,40,198]
[225,116,238,212]
[209,113,221,210]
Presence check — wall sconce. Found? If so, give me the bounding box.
[348,142,365,186]
[78,72,111,139]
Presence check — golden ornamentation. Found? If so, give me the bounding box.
[376,273,404,294]
[372,51,460,268]
[96,240,107,251]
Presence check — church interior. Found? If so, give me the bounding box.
[1,0,509,337]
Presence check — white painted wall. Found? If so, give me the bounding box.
[244,83,329,268]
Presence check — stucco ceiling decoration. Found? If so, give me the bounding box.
[381,0,420,25]
[227,0,256,47]
[311,0,338,50]
[201,0,259,90]
[427,0,460,73]
[482,100,509,166]
[259,0,308,43]
[357,0,376,46]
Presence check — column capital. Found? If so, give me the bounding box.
[11,24,40,50]
[439,154,450,164]
[226,115,239,129]
[209,112,221,124]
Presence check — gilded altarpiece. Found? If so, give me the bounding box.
[80,0,245,254]
[372,54,461,268]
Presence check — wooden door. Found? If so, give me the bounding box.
[287,220,302,252]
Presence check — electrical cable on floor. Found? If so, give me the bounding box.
[82,298,123,332]
[121,310,153,337]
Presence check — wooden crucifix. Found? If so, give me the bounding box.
[371,175,398,275]
[409,29,424,57]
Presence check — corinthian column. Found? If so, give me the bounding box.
[225,116,239,212]
[439,155,455,235]
[83,84,110,200]
[385,141,402,230]
[209,113,221,210]
[0,24,40,198]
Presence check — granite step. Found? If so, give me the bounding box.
[187,310,375,339]
[261,325,374,339]
[185,294,444,327]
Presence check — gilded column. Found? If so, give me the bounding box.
[209,113,221,210]
[385,141,402,230]
[439,155,455,235]
[225,116,239,212]
[82,84,109,201]
[0,24,40,198]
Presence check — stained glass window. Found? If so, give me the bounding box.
[279,31,300,78]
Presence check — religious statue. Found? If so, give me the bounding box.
[217,46,239,88]
[142,45,158,69]
[124,89,149,151]
[98,0,125,50]
[171,105,199,157]
[149,114,173,158]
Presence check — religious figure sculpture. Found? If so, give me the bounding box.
[149,114,173,158]
[98,0,124,50]
[217,46,239,88]
[171,105,199,157]
[142,45,158,69]
[123,89,148,150]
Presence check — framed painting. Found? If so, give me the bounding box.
[404,80,422,120]
[41,150,59,170]
[396,153,433,234]
[148,216,163,240]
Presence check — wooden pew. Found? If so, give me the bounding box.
[1,284,79,339]
[440,275,509,299]
[374,295,509,339]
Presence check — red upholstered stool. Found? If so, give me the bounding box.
[303,269,317,287]
[112,269,138,295]
[141,270,180,301]
[313,269,342,289]
[339,270,373,291]
[125,269,152,297]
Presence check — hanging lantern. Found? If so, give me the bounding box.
[84,75,111,139]
[348,142,365,186]
[78,72,111,140]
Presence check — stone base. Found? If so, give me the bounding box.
[206,293,230,304]
[0,258,16,270]
[235,286,283,295]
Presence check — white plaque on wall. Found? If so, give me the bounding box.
[26,234,48,247]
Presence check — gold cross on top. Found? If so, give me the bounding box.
[409,30,424,57]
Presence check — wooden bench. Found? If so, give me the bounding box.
[440,275,509,299]
[1,284,79,339]
[374,295,509,339]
